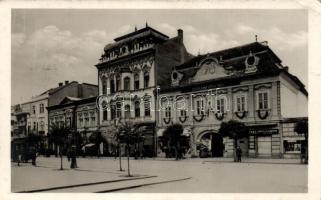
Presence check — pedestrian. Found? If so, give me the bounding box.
[70,146,78,169]
[17,150,22,166]
[236,146,242,162]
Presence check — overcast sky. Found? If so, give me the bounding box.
[11,9,307,105]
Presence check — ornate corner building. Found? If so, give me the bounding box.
[95,25,191,157]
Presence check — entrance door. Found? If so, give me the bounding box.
[257,136,271,156]
[211,133,224,157]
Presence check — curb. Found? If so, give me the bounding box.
[16,175,157,193]
[95,177,192,193]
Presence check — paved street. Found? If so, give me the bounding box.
[12,156,307,193]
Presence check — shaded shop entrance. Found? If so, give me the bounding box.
[198,132,224,157]
[248,126,279,157]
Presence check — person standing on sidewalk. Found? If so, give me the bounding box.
[70,146,78,169]
[236,146,242,162]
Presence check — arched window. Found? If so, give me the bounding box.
[102,78,107,95]
[125,105,131,119]
[124,76,130,91]
[103,109,108,121]
[144,98,151,117]
[116,75,121,91]
[134,73,140,90]
[110,105,116,120]
[135,101,140,117]
[144,71,149,88]
[116,102,122,118]
[110,78,115,94]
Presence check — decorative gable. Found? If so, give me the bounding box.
[192,56,229,82]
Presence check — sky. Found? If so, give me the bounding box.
[11,9,308,105]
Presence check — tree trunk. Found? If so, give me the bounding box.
[127,144,131,176]
[118,143,123,171]
[233,138,237,162]
[59,145,63,170]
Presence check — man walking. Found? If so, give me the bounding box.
[236,146,242,162]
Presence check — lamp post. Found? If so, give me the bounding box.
[115,118,124,171]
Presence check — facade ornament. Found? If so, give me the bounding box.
[245,51,259,73]
[257,109,269,119]
[235,111,247,119]
[215,112,224,120]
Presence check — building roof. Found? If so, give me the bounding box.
[114,26,169,42]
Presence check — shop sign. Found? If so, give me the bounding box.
[249,129,278,135]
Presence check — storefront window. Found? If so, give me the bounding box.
[283,140,302,152]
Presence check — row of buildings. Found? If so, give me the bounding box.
[12,24,308,158]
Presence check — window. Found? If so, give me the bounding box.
[116,75,121,91]
[103,109,108,121]
[134,73,140,90]
[39,104,44,113]
[235,95,246,112]
[283,140,302,152]
[144,71,149,88]
[116,102,122,118]
[180,109,187,117]
[79,116,83,127]
[110,79,115,94]
[257,91,269,110]
[135,101,140,117]
[216,98,225,113]
[33,122,37,131]
[102,78,107,95]
[144,98,151,117]
[111,105,116,120]
[91,115,96,126]
[196,99,205,115]
[84,114,89,127]
[125,105,131,119]
[124,77,130,91]
[165,107,171,118]
[32,106,36,114]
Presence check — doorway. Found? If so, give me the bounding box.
[211,133,224,157]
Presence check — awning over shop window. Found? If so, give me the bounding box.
[82,143,95,150]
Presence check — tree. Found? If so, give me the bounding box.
[49,122,70,170]
[115,121,144,176]
[162,124,184,160]
[294,119,308,164]
[218,120,249,162]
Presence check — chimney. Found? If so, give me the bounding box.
[177,29,183,42]
[58,82,63,87]
[284,66,289,72]
[65,80,69,85]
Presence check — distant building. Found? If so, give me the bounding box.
[157,41,308,158]
[95,25,192,157]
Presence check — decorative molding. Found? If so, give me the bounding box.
[232,86,249,93]
[215,112,225,120]
[193,114,205,122]
[245,52,259,73]
[178,116,188,123]
[254,83,272,90]
[257,109,269,120]
[235,111,247,119]
[163,117,171,124]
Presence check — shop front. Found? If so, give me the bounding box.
[248,127,281,158]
